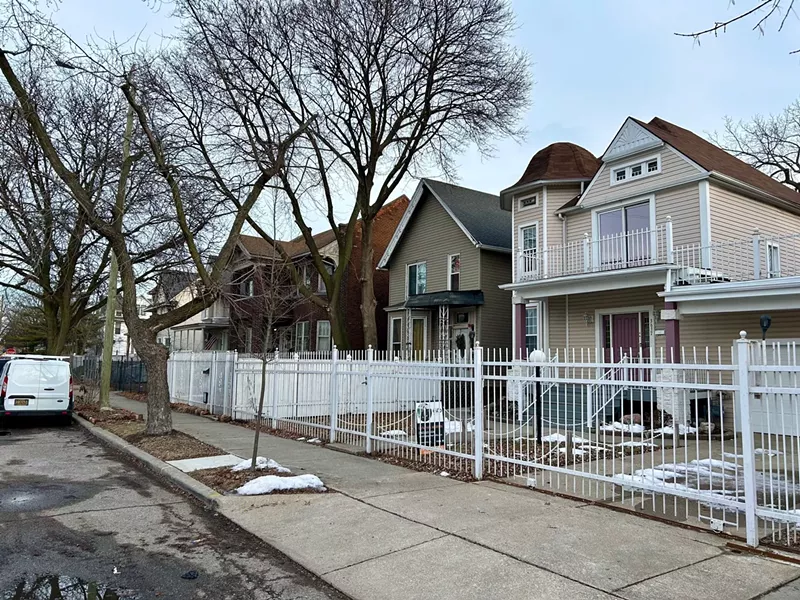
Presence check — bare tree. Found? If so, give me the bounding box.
[0,3,311,434]
[675,0,799,54]
[712,101,800,192]
[171,0,531,348]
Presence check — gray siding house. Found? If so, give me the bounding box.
[377,179,512,355]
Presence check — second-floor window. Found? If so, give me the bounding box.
[407,262,427,296]
[114,323,122,335]
[318,263,333,295]
[241,278,254,297]
[611,155,660,186]
[302,265,313,289]
[519,224,538,274]
[448,254,460,291]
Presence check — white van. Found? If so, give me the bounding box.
[1,357,73,422]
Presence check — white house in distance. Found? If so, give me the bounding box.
[109,295,150,356]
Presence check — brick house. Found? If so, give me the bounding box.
[228,196,409,353]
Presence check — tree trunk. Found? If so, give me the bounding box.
[359,216,378,349]
[328,296,350,350]
[251,354,269,472]
[99,252,119,410]
[136,335,172,436]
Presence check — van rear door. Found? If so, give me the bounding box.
[5,362,42,411]
[37,361,70,411]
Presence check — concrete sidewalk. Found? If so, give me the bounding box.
[112,394,800,600]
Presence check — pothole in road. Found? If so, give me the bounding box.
[3,574,137,599]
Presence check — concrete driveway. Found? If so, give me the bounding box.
[0,417,346,599]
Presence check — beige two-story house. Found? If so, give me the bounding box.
[501,116,800,365]
[378,179,512,356]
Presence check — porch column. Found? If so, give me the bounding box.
[514,302,526,360]
[662,302,680,363]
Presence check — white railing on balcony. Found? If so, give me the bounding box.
[517,222,671,281]
[673,230,800,285]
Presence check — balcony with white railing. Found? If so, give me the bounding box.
[200,299,230,326]
[516,222,672,282]
[515,220,800,288]
[673,230,800,285]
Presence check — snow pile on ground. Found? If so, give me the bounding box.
[755,448,784,456]
[652,424,697,435]
[231,457,291,473]
[615,441,656,448]
[558,447,587,456]
[235,474,326,495]
[723,452,745,459]
[541,433,587,444]
[379,429,408,437]
[600,422,645,434]
[307,438,322,444]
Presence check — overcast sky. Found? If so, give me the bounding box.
[53,0,800,232]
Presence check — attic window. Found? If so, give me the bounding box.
[518,193,538,209]
[610,154,661,186]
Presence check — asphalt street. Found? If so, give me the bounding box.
[0,417,348,599]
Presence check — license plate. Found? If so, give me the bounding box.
[14,399,29,406]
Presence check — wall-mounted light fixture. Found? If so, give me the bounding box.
[583,312,594,326]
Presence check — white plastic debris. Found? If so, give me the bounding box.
[235,474,326,495]
[231,457,291,474]
[440,471,450,477]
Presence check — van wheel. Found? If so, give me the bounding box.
[59,413,73,427]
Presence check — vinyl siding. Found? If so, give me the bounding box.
[547,296,567,350]
[709,183,800,241]
[564,209,592,245]
[655,183,701,247]
[387,190,480,306]
[512,184,544,259]
[581,146,703,208]
[545,184,582,248]
[477,250,513,350]
[548,286,665,353]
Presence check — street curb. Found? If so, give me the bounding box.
[73,414,224,510]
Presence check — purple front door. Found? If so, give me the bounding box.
[603,312,651,380]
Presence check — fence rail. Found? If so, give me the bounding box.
[73,334,800,549]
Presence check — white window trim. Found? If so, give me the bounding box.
[447,254,460,291]
[591,194,656,243]
[389,316,403,353]
[295,321,310,352]
[524,303,541,353]
[405,261,427,298]
[767,242,781,278]
[609,153,662,187]
[517,192,539,211]
[315,320,331,351]
[517,221,539,252]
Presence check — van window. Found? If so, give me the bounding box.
[11,364,42,385]
[40,362,69,384]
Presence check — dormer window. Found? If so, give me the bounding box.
[518,193,538,210]
[610,154,661,186]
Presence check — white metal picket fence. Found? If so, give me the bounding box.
[166,334,800,548]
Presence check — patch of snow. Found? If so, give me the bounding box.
[307,438,322,444]
[600,422,645,434]
[541,433,587,444]
[577,444,610,453]
[445,420,462,434]
[755,448,784,457]
[231,457,291,474]
[440,471,450,477]
[235,474,326,495]
[379,429,408,437]
[652,425,697,435]
[296,437,306,441]
[558,447,587,456]
[690,458,740,472]
[723,453,745,459]
[615,441,656,448]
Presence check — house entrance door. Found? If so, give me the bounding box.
[602,311,651,380]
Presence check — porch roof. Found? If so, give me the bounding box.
[386,290,485,310]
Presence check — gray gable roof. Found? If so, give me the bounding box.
[378,179,511,269]
[421,179,511,250]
